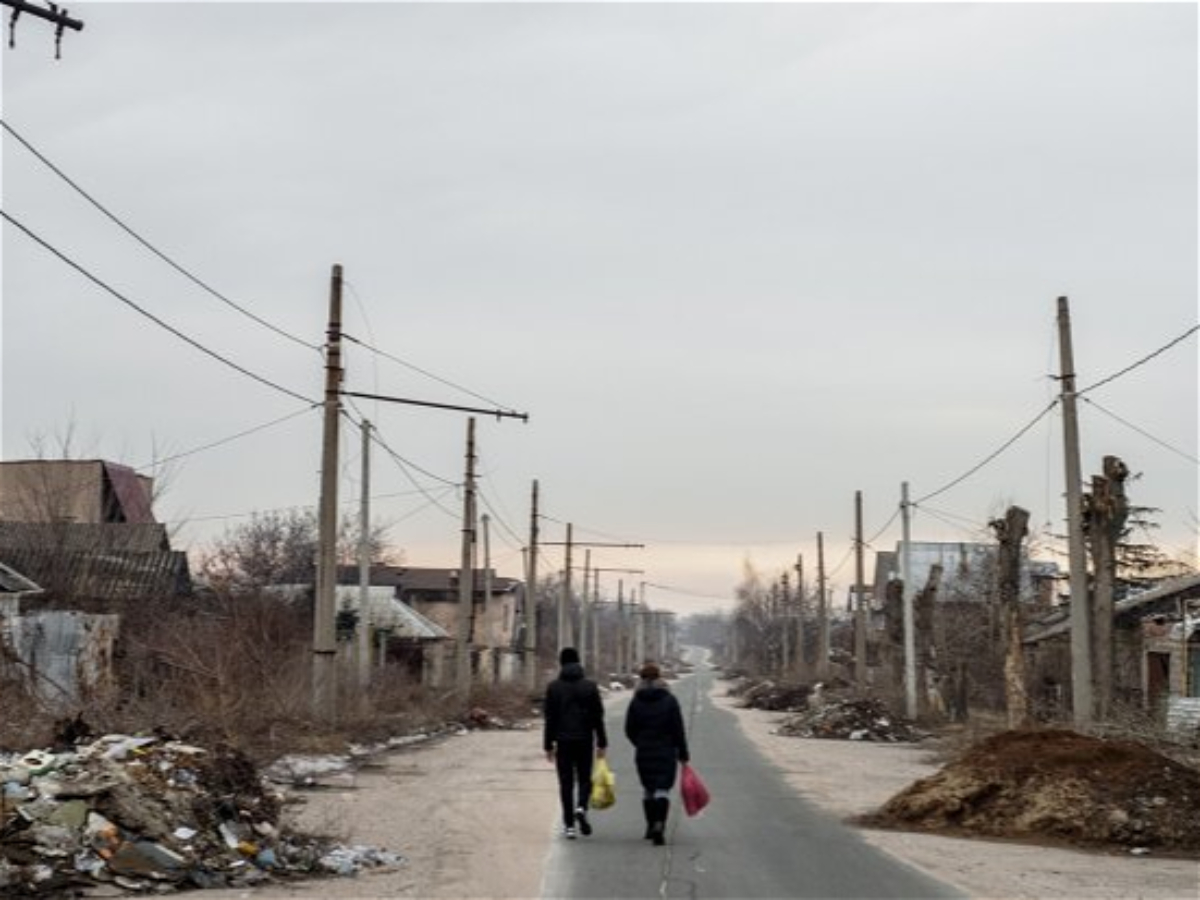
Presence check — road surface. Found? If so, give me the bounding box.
[541,659,960,899]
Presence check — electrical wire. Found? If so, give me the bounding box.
[2,208,316,404]
[135,404,320,472]
[343,410,462,521]
[644,581,732,603]
[1077,324,1199,397]
[477,487,526,550]
[1080,397,1200,465]
[1,119,321,353]
[341,331,516,412]
[913,399,1059,505]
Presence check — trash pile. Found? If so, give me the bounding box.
[775,697,925,742]
[866,729,1200,855]
[0,733,403,895]
[732,679,813,712]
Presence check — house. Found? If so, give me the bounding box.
[337,565,526,683]
[1023,572,1200,721]
[0,521,191,600]
[0,459,155,524]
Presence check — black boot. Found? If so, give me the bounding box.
[651,798,669,846]
[642,799,656,840]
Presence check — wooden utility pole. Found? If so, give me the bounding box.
[994,505,1031,729]
[900,482,917,719]
[817,531,829,679]
[1086,455,1130,721]
[313,264,343,720]
[854,490,868,689]
[356,418,372,688]
[1058,296,1092,727]
[525,480,539,690]
[455,418,478,692]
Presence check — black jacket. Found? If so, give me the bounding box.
[543,662,608,752]
[624,680,689,791]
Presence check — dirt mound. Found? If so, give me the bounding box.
[866,729,1200,855]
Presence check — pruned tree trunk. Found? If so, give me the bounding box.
[1085,455,1129,721]
[993,505,1031,729]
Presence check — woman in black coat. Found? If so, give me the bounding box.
[623,661,690,845]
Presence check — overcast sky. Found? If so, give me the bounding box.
[2,2,1196,616]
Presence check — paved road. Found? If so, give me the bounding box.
[541,660,960,899]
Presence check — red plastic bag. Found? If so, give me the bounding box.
[680,763,710,817]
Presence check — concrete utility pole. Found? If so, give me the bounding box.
[481,513,493,684]
[616,580,627,675]
[560,523,574,652]
[579,549,591,666]
[900,482,917,719]
[313,264,344,721]
[357,419,372,688]
[817,532,830,679]
[1057,296,1092,728]
[780,571,791,678]
[455,418,478,693]
[525,480,539,690]
[794,554,806,677]
[855,490,868,689]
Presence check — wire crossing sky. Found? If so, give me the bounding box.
[2,3,1196,612]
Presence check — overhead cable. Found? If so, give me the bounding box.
[135,403,320,471]
[1,119,321,352]
[2,208,316,404]
[1081,396,1200,465]
[1077,324,1198,397]
[643,581,732,603]
[341,331,515,411]
[913,400,1059,505]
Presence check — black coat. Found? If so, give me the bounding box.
[624,681,689,792]
[543,662,608,752]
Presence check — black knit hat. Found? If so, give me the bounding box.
[559,647,580,666]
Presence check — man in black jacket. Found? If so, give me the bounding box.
[544,646,608,839]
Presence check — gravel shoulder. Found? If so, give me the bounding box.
[206,685,1198,900]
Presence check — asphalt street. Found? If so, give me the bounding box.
[540,658,961,899]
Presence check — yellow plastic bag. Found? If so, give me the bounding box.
[590,757,616,810]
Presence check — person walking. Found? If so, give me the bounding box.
[624,661,689,846]
[544,646,608,839]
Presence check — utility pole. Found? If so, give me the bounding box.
[313,264,343,721]
[592,569,601,673]
[900,482,917,719]
[817,531,829,679]
[616,580,627,675]
[794,553,806,677]
[2,0,84,58]
[357,419,372,688]
[1058,296,1092,728]
[560,524,574,651]
[780,571,791,678]
[481,513,493,684]
[579,549,591,666]
[855,490,868,689]
[525,480,539,690]
[455,418,478,693]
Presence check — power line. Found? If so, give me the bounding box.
[477,487,526,550]
[913,400,1059,505]
[643,581,732,604]
[342,410,461,521]
[1081,396,1200,465]
[341,331,515,412]
[135,404,319,472]
[1077,324,1199,397]
[2,208,315,404]
[1,119,321,352]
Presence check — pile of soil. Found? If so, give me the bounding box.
[866,729,1200,855]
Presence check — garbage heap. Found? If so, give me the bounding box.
[0,734,402,896]
[733,679,813,712]
[775,697,925,742]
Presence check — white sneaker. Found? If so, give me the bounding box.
[563,825,577,839]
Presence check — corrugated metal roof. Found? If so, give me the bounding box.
[0,521,170,553]
[0,560,42,594]
[1024,573,1200,644]
[333,586,449,639]
[336,565,519,595]
[0,546,191,600]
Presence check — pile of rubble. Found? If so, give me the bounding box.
[0,733,403,895]
[866,729,1200,855]
[732,679,813,712]
[775,697,925,742]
